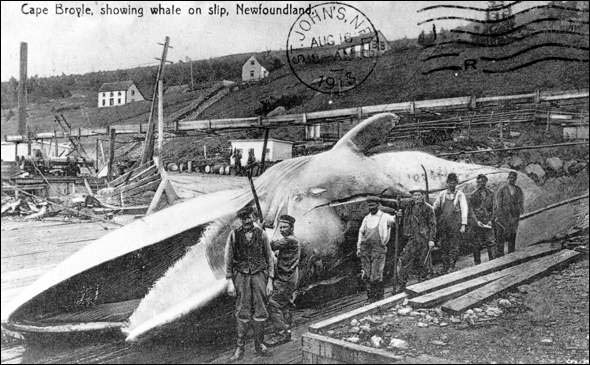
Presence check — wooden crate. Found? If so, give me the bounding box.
[301,293,450,364]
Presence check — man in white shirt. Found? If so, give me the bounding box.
[433,173,468,274]
[357,197,396,302]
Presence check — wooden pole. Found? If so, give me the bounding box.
[260,127,270,172]
[18,42,27,136]
[108,128,116,181]
[141,36,170,165]
[157,79,164,158]
[392,195,400,293]
[95,138,99,173]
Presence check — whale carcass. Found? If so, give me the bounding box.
[2,113,542,341]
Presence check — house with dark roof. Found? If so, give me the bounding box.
[337,30,390,58]
[97,80,145,108]
[241,56,273,82]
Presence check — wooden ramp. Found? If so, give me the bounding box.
[441,249,582,314]
[405,242,561,296]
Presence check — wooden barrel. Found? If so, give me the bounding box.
[224,165,231,175]
[212,164,223,174]
[205,165,211,174]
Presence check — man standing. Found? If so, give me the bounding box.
[468,174,496,265]
[433,173,468,274]
[267,214,300,346]
[494,171,524,256]
[397,190,436,292]
[225,206,274,361]
[357,197,396,302]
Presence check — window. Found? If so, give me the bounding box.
[118,98,121,104]
[110,91,114,97]
[103,92,106,97]
[250,60,255,65]
[102,100,105,106]
[118,91,121,96]
[250,70,254,77]
[131,90,135,96]
[109,98,114,106]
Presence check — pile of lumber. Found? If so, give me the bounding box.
[404,243,583,314]
[96,161,161,207]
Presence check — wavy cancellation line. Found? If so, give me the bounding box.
[421,52,461,62]
[479,43,590,62]
[422,29,590,50]
[417,4,589,26]
[482,56,589,73]
[421,65,463,75]
[418,1,522,13]
[449,18,589,39]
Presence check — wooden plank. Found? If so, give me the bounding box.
[405,243,560,296]
[441,249,581,314]
[308,293,407,334]
[114,173,160,195]
[408,266,520,308]
[302,333,404,364]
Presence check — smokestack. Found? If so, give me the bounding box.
[18,42,27,136]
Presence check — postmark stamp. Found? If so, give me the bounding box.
[286,2,383,94]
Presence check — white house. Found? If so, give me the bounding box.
[229,138,293,166]
[97,81,145,108]
[337,30,390,58]
[242,56,271,82]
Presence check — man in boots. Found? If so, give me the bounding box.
[397,190,436,292]
[357,197,396,302]
[225,205,274,361]
[468,174,496,265]
[433,173,468,274]
[267,214,301,346]
[494,171,524,256]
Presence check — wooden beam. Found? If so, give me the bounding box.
[408,266,519,308]
[441,249,581,314]
[308,293,407,334]
[405,243,560,296]
[107,128,116,181]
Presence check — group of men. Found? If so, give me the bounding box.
[223,171,525,360]
[357,171,525,301]
[224,206,301,361]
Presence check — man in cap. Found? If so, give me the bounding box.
[267,214,301,345]
[468,174,496,265]
[494,171,524,256]
[357,197,396,302]
[433,173,468,274]
[225,205,275,361]
[397,189,436,291]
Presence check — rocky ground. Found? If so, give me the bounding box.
[324,250,589,364]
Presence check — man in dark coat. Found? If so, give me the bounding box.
[267,214,300,345]
[494,171,524,256]
[468,174,496,264]
[397,189,436,291]
[225,205,275,361]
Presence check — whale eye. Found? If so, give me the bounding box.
[309,187,327,196]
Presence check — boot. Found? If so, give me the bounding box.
[229,347,244,361]
[366,281,373,302]
[253,322,269,356]
[487,247,495,261]
[374,281,384,301]
[230,320,247,361]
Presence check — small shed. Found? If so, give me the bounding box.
[229,138,293,166]
[242,56,273,82]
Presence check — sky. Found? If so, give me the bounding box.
[0,1,550,81]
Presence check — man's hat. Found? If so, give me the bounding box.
[447,173,458,182]
[367,196,380,203]
[279,214,296,225]
[409,189,427,194]
[476,174,488,182]
[237,205,253,217]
